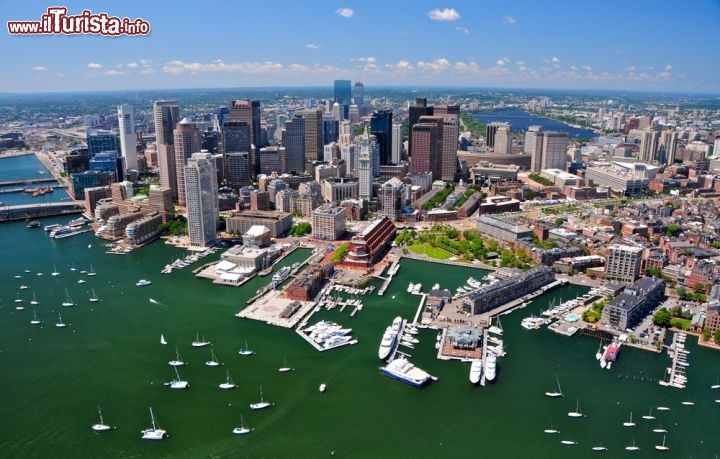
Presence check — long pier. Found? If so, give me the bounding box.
[0,202,85,222]
[0,177,57,187]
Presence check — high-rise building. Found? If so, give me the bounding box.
[174,118,202,206]
[629,129,659,163]
[659,130,678,165]
[228,100,262,148]
[324,142,339,163]
[525,125,544,171]
[259,146,285,175]
[86,128,120,157]
[299,108,323,163]
[184,152,219,248]
[222,121,251,154]
[391,123,404,164]
[605,244,643,284]
[370,109,393,166]
[322,113,339,145]
[225,152,251,189]
[338,120,353,146]
[493,125,511,155]
[357,138,374,201]
[153,100,180,200]
[311,205,346,241]
[352,81,364,106]
[117,104,137,172]
[540,132,569,171]
[379,177,406,221]
[440,114,459,180]
[410,115,444,180]
[486,122,510,148]
[408,98,433,155]
[282,114,305,174]
[340,144,356,176]
[331,102,342,122]
[333,79,352,119]
[356,129,380,178]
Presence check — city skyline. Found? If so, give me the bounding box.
[2,1,719,94]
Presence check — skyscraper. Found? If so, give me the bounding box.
[525,125,544,171]
[659,130,678,165]
[225,152,251,189]
[370,109,393,166]
[408,98,433,155]
[322,113,339,145]
[391,123,404,164]
[379,177,406,221]
[338,120,353,146]
[340,144,356,176]
[184,152,219,248]
[434,105,460,181]
[299,108,323,164]
[228,100,262,148]
[410,115,444,180]
[486,122,510,148]
[356,129,378,200]
[352,81,364,106]
[174,118,202,206]
[153,100,180,200]
[221,122,251,155]
[117,104,137,172]
[282,114,305,174]
[493,125,511,155]
[86,128,119,157]
[540,132,569,171]
[333,79,352,119]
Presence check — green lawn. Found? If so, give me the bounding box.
[408,243,454,260]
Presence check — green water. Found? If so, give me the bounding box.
[1,219,719,458]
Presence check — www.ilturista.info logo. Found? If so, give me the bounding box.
[7,7,150,36]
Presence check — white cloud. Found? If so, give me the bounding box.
[581,65,592,71]
[31,66,47,71]
[501,15,516,25]
[659,71,671,79]
[127,62,139,68]
[417,58,450,71]
[87,62,102,69]
[664,64,672,71]
[335,8,354,18]
[551,56,561,63]
[625,65,636,72]
[455,27,469,35]
[162,59,284,75]
[427,8,460,21]
[496,57,510,66]
[103,70,126,77]
[140,68,155,75]
[305,43,320,49]
[351,56,377,63]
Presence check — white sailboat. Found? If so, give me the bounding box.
[711,377,720,389]
[232,414,253,435]
[656,406,670,411]
[91,405,113,432]
[568,399,583,418]
[30,291,38,305]
[167,366,189,389]
[681,401,694,406]
[62,288,74,307]
[191,332,211,347]
[14,292,23,303]
[653,426,667,433]
[641,407,655,420]
[89,289,100,302]
[591,444,607,451]
[160,334,167,345]
[51,265,60,277]
[278,355,293,372]
[55,313,66,328]
[15,292,24,310]
[238,340,255,356]
[141,407,167,440]
[655,434,669,451]
[219,370,236,390]
[545,375,563,397]
[625,437,640,451]
[168,346,185,366]
[30,310,41,325]
[561,440,577,446]
[70,262,76,271]
[77,279,86,284]
[623,412,636,427]
[205,348,220,367]
[544,423,559,434]
[87,264,96,276]
[250,386,272,410]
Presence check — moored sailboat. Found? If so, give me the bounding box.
[219,370,236,390]
[30,310,41,325]
[568,399,583,418]
[655,434,669,451]
[91,405,113,432]
[238,340,255,356]
[545,375,563,397]
[89,289,100,302]
[205,348,220,367]
[232,414,252,435]
[140,407,166,440]
[249,386,272,410]
[160,334,167,345]
[55,313,66,328]
[62,289,74,307]
[278,355,293,372]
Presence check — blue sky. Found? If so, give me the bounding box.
[2,0,719,93]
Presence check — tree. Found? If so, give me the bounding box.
[666,224,682,237]
[715,329,720,346]
[703,329,711,342]
[653,308,672,328]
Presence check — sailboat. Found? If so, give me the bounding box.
[141,407,167,440]
[238,340,255,356]
[30,310,41,325]
[205,348,220,367]
[278,355,293,372]
[591,444,607,451]
[70,262,76,271]
[545,375,563,397]
[160,334,167,345]
[89,289,100,302]
[55,313,66,328]
[568,399,583,418]
[656,406,670,411]
[711,377,720,390]
[623,412,636,427]
[625,437,640,451]
[87,264,96,276]
[14,292,23,303]
[249,386,272,410]
[168,346,185,366]
[30,291,38,305]
[642,407,655,420]
[191,332,211,347]
[219,370,236,390]
[655,434,669,451]
[62,289,74,307]
[560,439,577,446]
[166,366,189,389]
[595,341,603,360]
[51,265,60,277]
[232,414,253,435]
[544,423,559,434]
[653,426,667,433]
[91,405,113,432]
[681,401,694,406]
[15,292,24,310]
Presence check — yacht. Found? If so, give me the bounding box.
[191,333,211,347]
[485,353,497,382]
[379,357,432,388]
[219,371,236,390]
[249,386,272,410]
[469,359,482,385]
[407,283,414,293]
[378,326,399,360]
[232,414,252,435]
[272,266,291,283]
[91,406,113,432]
[140,407,167,440]
[136,279,152,287]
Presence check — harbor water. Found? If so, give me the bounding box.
[1,220,719,458]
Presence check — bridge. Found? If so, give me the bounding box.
[0,177,58,187]
[0,202,85,222]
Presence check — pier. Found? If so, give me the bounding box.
[660,332,689,389]
[0,177,57,187]
[0,202,85,222]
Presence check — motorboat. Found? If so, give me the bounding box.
[469,359,482,384]
[379,356,432,388]
[485,353,497,381]
[319,383,327,393]
[136,279,152,287]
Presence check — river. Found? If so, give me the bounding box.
[471,108,598,139]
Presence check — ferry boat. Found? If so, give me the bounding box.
[68,217,87,227]
[44,223,61,232]
[49,226,74,239]
[600,338,621,369]
[379,357,432,388]
[469,359,482,384]
[485,353,497,381]
[272,266,291,283]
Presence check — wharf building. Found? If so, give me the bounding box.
[514,239,583,266]
[124,213,163,246]
[311,205,346,241]
[226,210,293,238]
[184,152,219,248]
[153,100,181,200]
[461,266,555,314]
[474,215,532,242]
[605,244,643,284]
[343,216,397,268]
[601,277,665,331]
[285,262,332,301]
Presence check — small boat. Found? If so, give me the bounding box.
[653,427,667,433]
[642,407,655,420]
[278,355,293,372]
[544,428,559,434]
[51,265,60,277]
[136,279,151,287]
[561,440,577,446]
[205,349,220,367]
[160,334,167,345]
[70,263,76,271]
[55,313,66,328]
[625,437,640,452]
[568,399,583,418]
[62,289,74,307]
[545,375,563,398]
[30,310,41,325]
[91,405,113,432]
[655,434,669,452]
[591,445,607,451]
[89,289,100,302]
[232,414,252,435]
[14,293,23,304]
[250,386,272,410]
[238,340,255,356]
[77,279,86,284]
[711,378,720,390]
[26,220,41,228]
[656,406,670,411]
[19,284,28,290]
[87,264,96,276]
[681,401,694,406]
[167,366,189,389]
[30,292,38,305]
[219,371,236,390]
[36,272,43,276]
[191,333,211,347]
[623,412,636,427]
[168,346,185,366]
[319,383,327,393]
[140,407,167,440]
